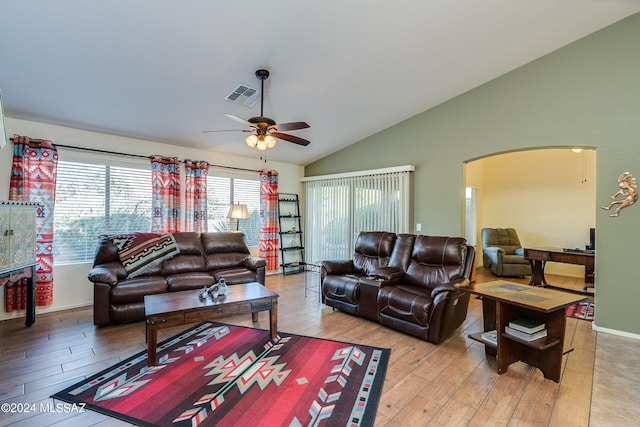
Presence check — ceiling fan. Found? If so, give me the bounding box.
[204,69,310,152]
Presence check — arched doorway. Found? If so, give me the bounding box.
[464,147,595,292]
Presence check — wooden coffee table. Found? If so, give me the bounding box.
[144,282,278,366]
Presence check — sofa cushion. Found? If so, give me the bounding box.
[162,232,206,275]
[210,268,257,284]
[353,232,396,275]
[405,236,467,289]
[162,254,207,275]
[503,254,530,265]
[110,276,167,304]
[202,232,250,270]
[378,284,432,327]
[166,272,216,292]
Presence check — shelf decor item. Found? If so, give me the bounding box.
[481,330,497,345]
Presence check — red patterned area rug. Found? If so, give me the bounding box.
[566,301,595,321]
[52,322,390,427]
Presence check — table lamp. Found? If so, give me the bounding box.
[227,203,249,231]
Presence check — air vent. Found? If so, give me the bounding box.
[225,84,260,107]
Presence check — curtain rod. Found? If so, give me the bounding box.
[9,138,261,173]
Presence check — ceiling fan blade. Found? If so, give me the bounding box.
[202,129,251,133]
[274,121,310,132]
[271,132,311,146]
[224,113,252,126]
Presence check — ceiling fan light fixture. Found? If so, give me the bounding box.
[256,136,268,151]
[265,135,277,149]
[245,134,258,147]
[208,69,310,158]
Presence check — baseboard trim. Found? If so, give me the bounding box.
[593,322,640,341]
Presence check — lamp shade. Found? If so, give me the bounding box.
[227,204,249,220]
[227,203,249,231]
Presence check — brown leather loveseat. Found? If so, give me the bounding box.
[321,232,475,344]
[88,232,267,326]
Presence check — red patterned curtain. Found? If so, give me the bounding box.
[7,135,58,310]
[150,156,180,233]
[259,170,279,271]
[184,159,209,232]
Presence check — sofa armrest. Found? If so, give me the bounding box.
[430,278,470,299]
[483,246,504,265]
[371,267,404,281]
[321,260,354,276]
[244,256,267,271]
[87,265,118,285]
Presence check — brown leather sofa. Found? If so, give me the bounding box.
[88,232,267,326]
[321,232,475,344]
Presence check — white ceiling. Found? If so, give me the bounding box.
[1,1,639,165]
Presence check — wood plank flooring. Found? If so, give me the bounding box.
[0,268,637,426]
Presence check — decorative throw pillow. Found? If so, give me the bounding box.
[109,232,180,278]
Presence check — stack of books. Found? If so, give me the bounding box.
[481,329,497,345]
[504,318,547,341]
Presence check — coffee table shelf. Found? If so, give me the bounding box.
[468,332,497,350]
[500,332,560,351]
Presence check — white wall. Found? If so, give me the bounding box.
[474,148,596,277]
[0,117,304,321]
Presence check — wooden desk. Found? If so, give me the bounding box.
[523,247,594,287]
[144,282,278,367]
[465,280,585,382]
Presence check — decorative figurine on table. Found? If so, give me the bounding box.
[216,278,228,296]
[601,171,637,217]
[198,278,229,300]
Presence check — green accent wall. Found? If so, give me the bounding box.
[305,13,640,335]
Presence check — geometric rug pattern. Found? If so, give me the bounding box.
[566,301,595,321]
[52,322,390,426]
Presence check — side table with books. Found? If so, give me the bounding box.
[464,280,585,382]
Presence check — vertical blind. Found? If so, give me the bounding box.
[302,166,413,263]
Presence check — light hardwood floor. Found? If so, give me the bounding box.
[0,269,638,426]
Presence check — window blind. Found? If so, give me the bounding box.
[206,176,260,247]
[54,161,152,265]
[303,166,413,263]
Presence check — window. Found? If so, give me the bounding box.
[206,175,260,247]
[303,166,413,262]
[53,157,261,265]
[54,160,152,265]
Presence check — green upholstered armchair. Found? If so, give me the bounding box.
[481,228,531,277]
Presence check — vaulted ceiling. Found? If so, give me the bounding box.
[2,1,638,165]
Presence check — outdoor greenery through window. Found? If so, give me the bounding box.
[54,160,152,265]
[206,176,260,247]
[54,159,261,265]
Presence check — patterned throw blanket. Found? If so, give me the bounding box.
[108,232,180,278]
